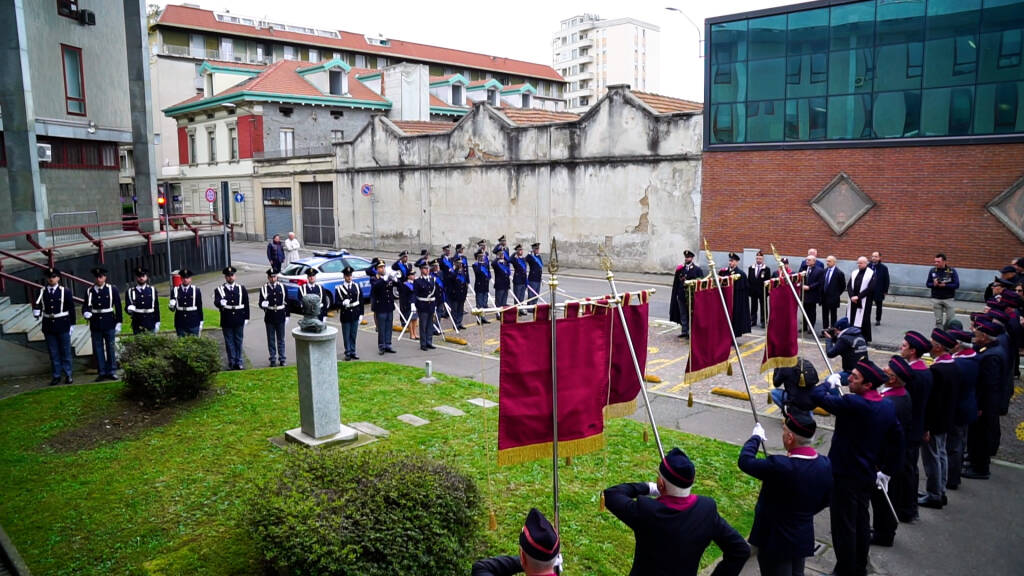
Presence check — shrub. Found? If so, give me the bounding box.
[248,449,482,576]
[120,333,220,405]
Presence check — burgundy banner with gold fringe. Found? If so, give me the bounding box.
[761,274,802,373]
[497,303,610,466]
[684,279,734,384]
[604,290,650,419]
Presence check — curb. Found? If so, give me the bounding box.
[0,522,31,575]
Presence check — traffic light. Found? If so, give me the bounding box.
[157,194,166,206]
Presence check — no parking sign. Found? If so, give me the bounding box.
[205,187,217,203]
[361,184,373,197]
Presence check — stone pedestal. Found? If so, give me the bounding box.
[285,326,357,447]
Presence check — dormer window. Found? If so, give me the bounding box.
[204,74,214,98]
[522,93,532,108]
[452,84,464,106]
[487,88,498,106]
[329,70,345,95]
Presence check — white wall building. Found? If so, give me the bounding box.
[552,14,660,114]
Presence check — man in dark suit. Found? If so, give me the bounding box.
[670,250,704,338]
[214,266,250,370]
[798,248,825,273]
[335,266,363,361]
[738,410,833,576]
[83,267,122,381]
[964,319,1006,480]
[748,251,772,329]
[801,255,825,332]
[471,508,561,576]
[34,268,76,386]
[821,255,846,330]
[604,447,750,576]
[869,252,890,326]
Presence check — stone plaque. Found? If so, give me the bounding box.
[810,172,874,235]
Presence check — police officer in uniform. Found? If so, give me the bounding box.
[430,259,447,334]
[439,244,454,278]
[414,261,438,350]
[415,248,430,269]
[511,244,529,307]
[669,250,703,338]
[493,235,510,261]
[455,243,470,273]
[477,239,490,267]
[83,267,122,381]
[369,258,398,355]
[34,268,76,385]
[738,410,833,576]
[447,258,469,330]
[169,268,203,337]
[125,267,160,333]
[335,266,363,361]
[527,242,544,304]
[214,266,250,370]
[472,249,491,323]
[298,268,332,320]
[259,268,289,367]
[393,250,413,330]
[471,508,562,576]
[604,446,750,576]
[493,249,512,315]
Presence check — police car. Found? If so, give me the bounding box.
[279,250,373,311]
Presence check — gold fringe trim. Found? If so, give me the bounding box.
[644,373,662,383]
[603,398,638,420]
[813,407,830,417]
[760,355,798,373]
[684,360,732,384]
[711,387,751,401]
[498,434,605,466]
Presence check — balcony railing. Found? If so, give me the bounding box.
[157,44,270,65]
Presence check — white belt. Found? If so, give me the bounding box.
[417,297,435,302]
[267,305,287,310]
[180,306,198,311]
[92,307,115,313]
[134,308,155,314]
[224,304,245,310]
[43,312,69,319]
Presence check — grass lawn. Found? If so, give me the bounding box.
[0,363,757,575]
[76,296,220,333]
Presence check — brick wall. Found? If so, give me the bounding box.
[702,143,1024,271]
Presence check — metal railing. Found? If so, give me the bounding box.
[50,211,99,245]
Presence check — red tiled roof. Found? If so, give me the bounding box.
[391,120,456,135]
[468,79,497,88]
[203,59,267,70]
[632,91,703,114]
[430,73,464,84]
[167,92,205,109]
[429,94,467,110]
[501,83,532,91]
[498,108,580,126]
[158,5,563,82]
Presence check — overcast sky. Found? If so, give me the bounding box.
[162,0,794,102]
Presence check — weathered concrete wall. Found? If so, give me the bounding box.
[41,169,121,227]
[333,87,702,272]
[261,105,372,154]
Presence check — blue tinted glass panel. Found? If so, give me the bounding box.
[926,0,981,40]
[925,35,978,87]
[921,86,975,135]
[711,21,747,63]
[748,15,787,60]
[831,2,875,51]
[710,103,747,143]
[830,49,875,94]
[827,94,874,139]
[876,42,923,91]
[711,62,747,102]
[788,53,829,97]
[785,97,828,140]
[876,0,925,45]
[974,81,1023,133]
[788,8,829,55]
[981,0,1024,33]
[873,90,922,137]
[746,100,785,142]
[979,29,1024,83]
[748,58,786,100]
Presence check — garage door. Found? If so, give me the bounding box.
[262,188,293,240]
[300,182,335,247]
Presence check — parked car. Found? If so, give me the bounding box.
[279,251,373,312]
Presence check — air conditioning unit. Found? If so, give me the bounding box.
[37,143,52,163]
[78,9,96,26]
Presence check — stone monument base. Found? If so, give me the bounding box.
[284,424,359,448]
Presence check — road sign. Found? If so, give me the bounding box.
[205,187,217,203]
[361,184,373,197]
[234,192,245,203]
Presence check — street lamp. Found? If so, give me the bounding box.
[665,6,704,58]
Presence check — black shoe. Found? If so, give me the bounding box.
[270,361,278,367]
[678,333,689,338]
[946,483,959,491]
[421,346,429,351]
[870,534,894,547]
[385,348,397,354]
[379,350,386,355]
[427,344,436,349]
[94,375,108,382]
[64,375,73,385]
[942,494,948,505]
[456,325,465,330]
[875,321,881,326]
[351,355,360,360]
[963,468,990,480]
[50,377,61,386]
[918,496,944,509]
[480,319,490,324]
[433,330,442,336]
[343,356,351,361]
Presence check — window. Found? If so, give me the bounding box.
[487,88,498,106]
[229,127,238,160]
[330,110,344,119]
[283,45,296,61]
[999,29,1022,68]
[207,129,216,163]
[355,54,366,68]
[279,106,293,118]
[522,93,532,108]
[37,138,119,170]
[61,44,85,116]
[330,130,344,142]
[220,37,233,61]
[279,128,294,156]
[953,35,978,76]
[188,131,196,164]
[309,48,319,62]
[57,0,78,18]
[452,84,464,106]
[329,70,344,95]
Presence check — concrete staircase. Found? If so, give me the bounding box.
[0,296,93,357]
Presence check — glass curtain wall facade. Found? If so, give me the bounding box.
[707,0,1024,146]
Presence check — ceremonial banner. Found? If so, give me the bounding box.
[498,303,610,466]
[605,291,650,419]
[684,280,734,384]
[761,274,802,372]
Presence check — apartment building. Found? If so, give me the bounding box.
[553,14,660,113]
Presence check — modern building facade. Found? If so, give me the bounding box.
[702,0,1024,296]
[553,14,660,113]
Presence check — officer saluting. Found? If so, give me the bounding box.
[369,258,398,355]
[214,266,249,370]
[471,508,563,576]
[414,261,437,350]
[259,268,289,367]
[335,266,363,361]
[527,242,543,304]
[298,268,332,320]
[168,268,203,337]
[83,267,122,382]
[472,249,491,324]
[511,244,528,308]
[34,267,76,386]
[125,267,160,333]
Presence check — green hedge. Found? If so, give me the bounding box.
[248,448,483,576]
[120,333,221,405]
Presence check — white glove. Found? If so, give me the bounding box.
[876,471,891,492]
[348,300,358,308]
[826,373,843,389]
[259,301,268,308]
[647,482,661,499]
[155,322,161,332]
[553,553,563,573]
[752,423,766,443]
[115,323,122,333]
[244,319,249,327]
[127,304,136,313]
[69,325,74,336]
[168,298,177,310]
[33,309,41,318]
[220,299,228,307]
[198,321,204,335]
[83,311,93,319]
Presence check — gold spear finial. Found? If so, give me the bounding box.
[770,243,782,264]
[598,245,613,273]
[703,237,716,270]
[548,237,559,274]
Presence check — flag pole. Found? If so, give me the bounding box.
[548,238,561,533]
[703,239,767,455]
[769,244,840,390]
[598,247,665,460]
